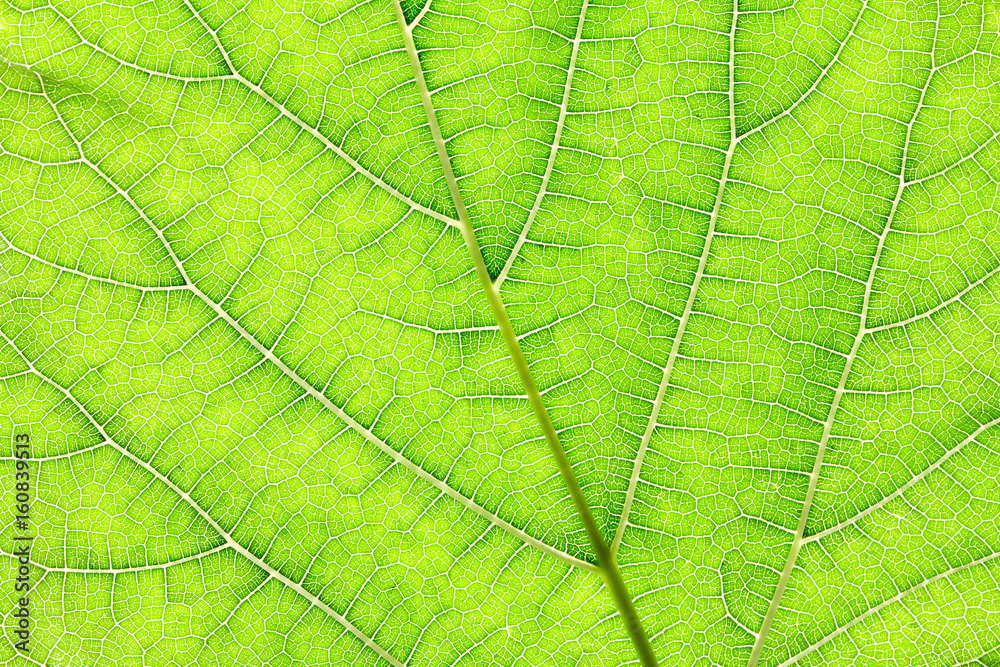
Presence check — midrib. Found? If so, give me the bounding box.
[388,3,660,666]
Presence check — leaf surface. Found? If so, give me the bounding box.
[1,0,999,665]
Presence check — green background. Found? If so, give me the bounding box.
[1,0,999,664]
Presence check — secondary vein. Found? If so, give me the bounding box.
[611,0,739,556]
[179,0,462,231]
[747,17,942,664]
[0,332,405,667]
[492,0,589,291]
[803,414,1000,546]
[31,63,595,581]
[777,549,1000,667]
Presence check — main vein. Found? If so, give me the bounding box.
[389,4,658,666]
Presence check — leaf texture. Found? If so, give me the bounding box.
[1,0,999,665]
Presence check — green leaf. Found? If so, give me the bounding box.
[1,0,999,665]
